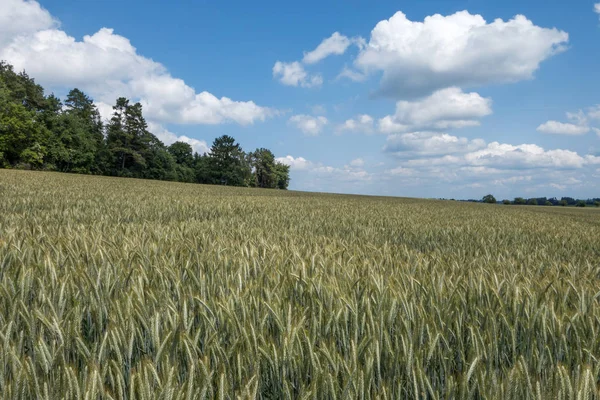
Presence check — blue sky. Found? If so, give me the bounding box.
[2,0,599,199]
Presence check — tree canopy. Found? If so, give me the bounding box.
[482,194,496,204]
[0,61,290,190]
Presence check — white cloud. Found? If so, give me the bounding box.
[0,0,57,48]
[272,61,322,88]
[355,11,568,97]
[303,32,352,64]
[536,121,590,135]
[587,105,600,120]
[275,155,312,170]
[136,76,275,125]
[536,105,600,135]
[0,0,273,126]
[95,101,114,122]
[147,122,210,155]
[594,128,600,137]
[464,143,586,169]
[350,158,365,167]
[277,155,372,184]
[385,130,596,171]
[377,139,599,199]
[491,175,532,186]
[337,66,368,82]
[384,131,486,157]
[337,114,374,133]
[386,166,415,176]
[595,3,600,17]
[378,87,492,133]
[274,32,364,88]
[288,114,328,135]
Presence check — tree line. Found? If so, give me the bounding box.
[0,61,290,189]
[481,194,599,207]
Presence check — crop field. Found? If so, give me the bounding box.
[1,169,600,399]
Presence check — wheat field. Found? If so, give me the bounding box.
[0,169,599,399]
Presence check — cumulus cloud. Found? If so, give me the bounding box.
[272,61,322,88]
[587,105,600,120]
[384,131,486,157]
[275,155,313,170]
[536,105,600,135]
[279,141,598,197]
[595,3,600,17]
[337,66,368,82]
[384,129,600,174]
[147,122,210,155]
[276,155,372,185]
[355,11,568,97]
[349,158,365,167]
[463,143,588,169]
[0,0,57,48]
[288,114,328,135]
[386,166,415,176]
[303,32,352,64]
[337,114,374,133]
[378,87,492,133]
[379,135,599,198]
[536,121,590,135]
[0,0,274,126]
[274,32,364,88]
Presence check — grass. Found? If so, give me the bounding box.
[1,169,599,399]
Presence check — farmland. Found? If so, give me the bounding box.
[1,169,599,399]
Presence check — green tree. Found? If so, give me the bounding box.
[168,141,194,166]
[208,135,249,186]
[273,162,290,190]
[527,198,538,206]
[46,90,103,173]
[20,142,46,169]
[64,89,105,171]
[194,153,212,184]
[502,199,511,205]
[251,148,276,188]
[514,197,527,205]
[0,63,50,167]
[47,113,96,172]
[0,93,46,166]
[143,134,177,181]
[576,200,586,207]
[0,62,47,113]
[168,141,196,182]
[559,199,568,207]
[105,98,153,177]
[482,194,496,204]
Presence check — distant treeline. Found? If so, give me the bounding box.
[456,195,600,207]
[0,61,290,189]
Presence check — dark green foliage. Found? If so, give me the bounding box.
[208,135,251,186]
[513,197,527,205]
[0,61,289,188]
[502,199,511,205]
[527,198,538,206]
[273,162,290,190]
[482,194,496,204]
[576,200,586,207]
[169,141,196,182]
